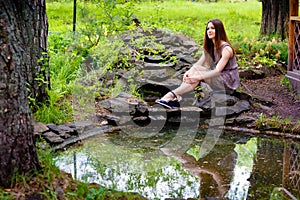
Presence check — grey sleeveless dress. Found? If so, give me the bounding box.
[209,43,240,93]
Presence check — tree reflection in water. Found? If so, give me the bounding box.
[55,130,300,199]
[55,136,200,199]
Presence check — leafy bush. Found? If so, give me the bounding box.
[0,191,14,200]
[233,37,288,69]
[35,0,136,124]
[249,38,288,61]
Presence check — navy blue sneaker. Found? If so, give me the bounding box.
[155,99,180,109]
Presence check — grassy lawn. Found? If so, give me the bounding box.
[134,0,262,43]
[47,0,262,43]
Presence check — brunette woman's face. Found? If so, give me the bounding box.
[206,22,215,40]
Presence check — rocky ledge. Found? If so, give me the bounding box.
[34,87,300,150]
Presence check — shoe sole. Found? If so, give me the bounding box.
[155,100,180,109]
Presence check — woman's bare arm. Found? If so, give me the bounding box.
[187,46,233,81]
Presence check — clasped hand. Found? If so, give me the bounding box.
[183,67,203,84]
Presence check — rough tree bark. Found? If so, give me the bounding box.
[0,0,49,187]
[261,0,289,40]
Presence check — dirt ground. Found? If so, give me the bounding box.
[240,74,300,122]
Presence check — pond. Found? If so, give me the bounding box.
[55,124,300,200]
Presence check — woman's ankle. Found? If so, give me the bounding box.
[161,91,176,102]
[160,93,171,102]
[161,91,182,102]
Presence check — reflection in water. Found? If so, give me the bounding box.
[248,138,300,199]
[55,129,300,199]
[55,136,200,199]
[283,142,300,198]
[226,138,257,200]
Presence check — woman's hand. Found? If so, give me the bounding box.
[183,69,201,84]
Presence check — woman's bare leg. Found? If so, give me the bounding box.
[160,81,200,102]
[159,65,208,102]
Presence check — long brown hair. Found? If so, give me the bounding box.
[203,19,233,62]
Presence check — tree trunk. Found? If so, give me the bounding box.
[0,0,48,187]
[261,0,289,40]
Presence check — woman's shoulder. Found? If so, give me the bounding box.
[220,41,231,48]
[220,42,234,56]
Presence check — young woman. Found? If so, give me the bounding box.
[156,19,240,109]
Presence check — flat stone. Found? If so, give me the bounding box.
[144,62,175,69]
[149,115,167,121]
[57,124,76,135]
[144,55,164,63]
[215,100,251,116]
[71,120,96,135]
[212,93,240,106]
[180,106,203,112]
[235,115,256,124]
[43,131,64,144]
[34,122,49,136]
[145,78,182,88]
[46,123,60,134]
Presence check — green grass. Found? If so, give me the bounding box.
[134,0,262,43]
[47,0,262,42]
[47,1,74,32]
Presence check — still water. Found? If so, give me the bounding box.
[55,126,300,199]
